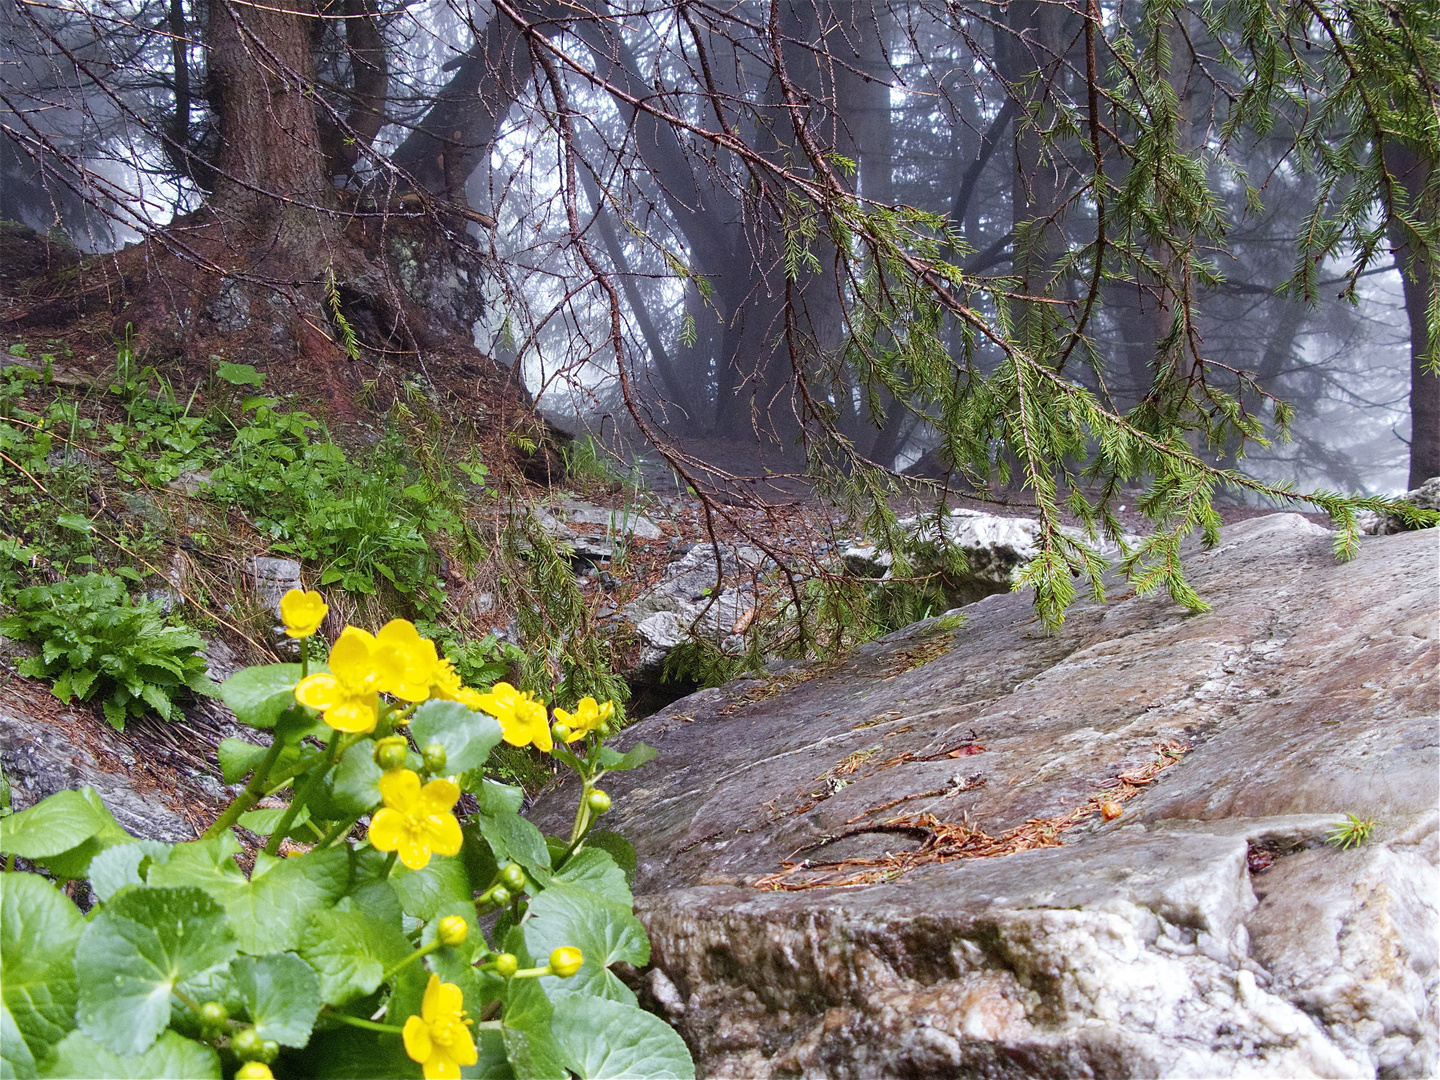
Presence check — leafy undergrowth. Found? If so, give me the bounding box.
[0,337,632,787]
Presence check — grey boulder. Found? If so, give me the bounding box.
[536,514,1438,1078]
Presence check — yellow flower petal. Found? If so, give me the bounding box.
[368,807,406,853]
[417,778,460,816]
[425,814,463,857]
[420,973,445,1020]
[329,627,378,684]
[449,1025,478,1068]
[402,1014,432,1066]
[427,977,465,1021]
[398,838,431,870]
[323,694,379,733]
[379,768,421,812]
[294,673,338,710]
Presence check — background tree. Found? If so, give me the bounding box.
[2,0,1435,624]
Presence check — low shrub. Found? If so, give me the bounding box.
[0,572,215,728]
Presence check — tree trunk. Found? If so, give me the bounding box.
[207,0,335,255]
[1384,141,1438,488]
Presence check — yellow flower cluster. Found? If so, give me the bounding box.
[284,597,618,756]
[290,616,489,735]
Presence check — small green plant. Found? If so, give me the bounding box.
[560,434,618,489]
[1,573,216,728]
[1325,813,1378,850]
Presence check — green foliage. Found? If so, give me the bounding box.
[207,401,462,609]
[0,574,215,728]
[1325,812,1379,850]
[561,436,620,490]
[0,618,690,1080]
[503,514,629,713]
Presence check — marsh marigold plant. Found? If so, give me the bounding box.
[0,605,690,1079]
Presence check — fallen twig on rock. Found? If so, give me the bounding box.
[755,740,1189,890]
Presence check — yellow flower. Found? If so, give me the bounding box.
[402,974,477,1080]
[368,769,463,870]
[279,588,328,638]
[453,686,486,711]
[294,626,404,733]
[552,697,614,743]
[234,1064,274,1080]
[431,658,465,700]
[373,620,438,703]
[475,682,551,752]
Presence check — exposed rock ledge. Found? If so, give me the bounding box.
[534,514,1438,1078]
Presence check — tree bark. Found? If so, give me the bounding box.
[207,0,335,254]
[1383,141,1438,488]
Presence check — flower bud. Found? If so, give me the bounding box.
[374,736,409,771]
[549,946,583,978]
[235,1063,274,1080]
[493,952,519,978]
[261,1041,280,1064]
[551,722,572,743]
[422,743,448,774]
[482,884,512,907]
[437,915,469,947]
[586,789,612,814]
[232,1028,266,1061]
[198,1000,227,1029]
[499,863,527,892]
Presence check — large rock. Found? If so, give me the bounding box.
[536,515,1438,1078]
[622,544,769,677]
[536,497,664,561]
[1361,477,1440,535]
[0,680,235,842]
[843,507,1134,608]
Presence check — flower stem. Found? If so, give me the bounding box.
[329,1014,405,1035]
[318,813,362,847]
[263,730,342,856]
[380,939,441,984]
[382,850,398,878]
[203,734,287,840]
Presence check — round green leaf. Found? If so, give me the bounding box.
[75,887,237,1056]
[409,700,503,776]
[315,740,384,819]
[520,884,649,1005]
[390,857,473,922]
[550,995,694,1080]
[1,873,85,1068]
[2,1000,38,1080]
[88,841,171,902]
[550,849,630,908]
[297,898,409,1007]
[218,665,302,729]
[0,790,109,859]
[230,953,321,1047]
[38,1030,220,1079]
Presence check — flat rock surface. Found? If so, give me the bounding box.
[535,514,1439,1078]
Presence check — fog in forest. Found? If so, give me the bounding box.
[1,0,1430,497]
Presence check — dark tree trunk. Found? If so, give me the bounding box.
[207,0,335,255]
[1384,142,1438,488]
[1396,233,1438,487]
